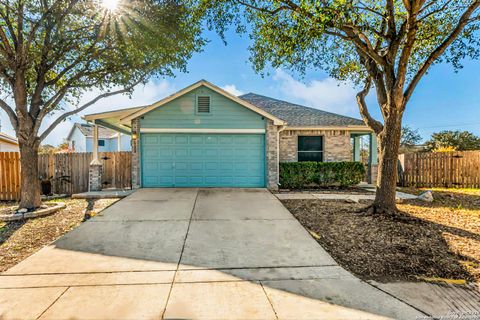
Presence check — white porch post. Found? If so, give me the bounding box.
[91,124,101,165]
[89,123,103,191]
[117,132,122,151]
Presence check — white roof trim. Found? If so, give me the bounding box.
[119,80,286,125]
[0,133,18,145]
[140,128,266,134]
[83,106,144,121]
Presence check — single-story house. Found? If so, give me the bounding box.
[66,123,131,152]
[84,80,378,191]
[0,132,19,152]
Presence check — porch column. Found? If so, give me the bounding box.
[89,123,103,191]
[117,132,122,151]
[353,135,361,161]
[131,118,141,189]
[368,133,378,185]
[266,120,279,190]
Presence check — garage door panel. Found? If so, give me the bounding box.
[190,136,204,144]
[205,136,218,144]
[219,176,234,185]
[143,135,159,145]
[141,133,265,187]
[205,162,218,170]
[190,148,203,157]
[191,163,204,172]
[158,136,174,144]
[204,149,218,157]
[159,176,174,185]
[175,136,189,144]
[144,149,159,158]
[219,149,234,158]
[159,149,174,158]
[173,149,186,157]
[219,136,234,144]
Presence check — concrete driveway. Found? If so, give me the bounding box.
[0,188,423,319]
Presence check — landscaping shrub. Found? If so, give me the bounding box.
[279,161,366,189]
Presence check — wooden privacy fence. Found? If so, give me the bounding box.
[399,151,480,188]
[1,151,132,200]
[0,152,21,200]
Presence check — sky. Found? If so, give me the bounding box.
[1,29,479,146]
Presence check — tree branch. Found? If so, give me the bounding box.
[0,97,18,130]
[356,78,383,134]
[404,0,480,104]
[39,80,144,141]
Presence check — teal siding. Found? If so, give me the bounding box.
[141,133,266,187]
[140,86,266,129]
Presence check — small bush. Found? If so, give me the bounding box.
[279,161,366,189]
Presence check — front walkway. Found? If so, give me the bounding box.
[0,188,423,319]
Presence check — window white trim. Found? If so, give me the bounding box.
[140,128,266,134]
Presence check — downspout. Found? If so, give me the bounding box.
[277,125,287,186]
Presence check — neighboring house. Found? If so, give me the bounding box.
[84,80,377,190]
[66,123,131,152]
[0,132,19,152]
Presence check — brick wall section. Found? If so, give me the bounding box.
[279,129,352,162]
[131,118,141,189]
[265,120,279,190]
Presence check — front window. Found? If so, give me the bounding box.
[98,139,105,147]
[298,136,323,162]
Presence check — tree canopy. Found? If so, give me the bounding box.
[426,130,480,151]
[0,0,205,208]
[400,125,422,152]
[197,0,480,214]
[0,0,204,141]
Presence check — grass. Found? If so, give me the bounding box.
[0,198,119,272]
[282,187,480,283]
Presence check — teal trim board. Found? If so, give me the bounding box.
[141,133,266,187]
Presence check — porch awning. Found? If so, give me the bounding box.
[83,106,144,135]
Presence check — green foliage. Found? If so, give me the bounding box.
[279,162,366,189]
[196,0,480,84]
[425,130,480,151]
[0,0,205,138]
[401,126,423,147]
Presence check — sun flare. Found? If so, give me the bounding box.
[101,0,119,11]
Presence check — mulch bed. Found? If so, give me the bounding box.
[282,188,480,283]
[0,198,119,272]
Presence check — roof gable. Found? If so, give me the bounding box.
[119,80,285,125]
[240,93,367,128]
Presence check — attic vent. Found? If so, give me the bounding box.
[196,96,211,114]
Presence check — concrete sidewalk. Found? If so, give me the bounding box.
[0,188,423,319]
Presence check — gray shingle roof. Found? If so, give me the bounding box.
[74,123,117,138]
[240,93,365,127]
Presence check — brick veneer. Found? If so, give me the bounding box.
[131,118,141,189]
[279,129,352,162]
[265,120,279,190]
[88,164,103,191]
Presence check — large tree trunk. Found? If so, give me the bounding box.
[19,140,42,209]
[373,115,402,215]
